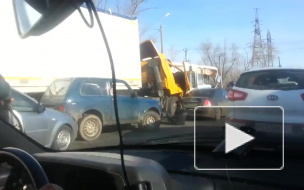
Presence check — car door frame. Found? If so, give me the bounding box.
[108,80,138,124]
[77,78,112,125]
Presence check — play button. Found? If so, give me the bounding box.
[195,106,283,170]
[225,123,255,154]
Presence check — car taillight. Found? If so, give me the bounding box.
[203,99,212,106]
[228,90,248,101]
[301,94,304,101]
[59,105,65,112]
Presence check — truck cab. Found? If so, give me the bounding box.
[139,40,190,124]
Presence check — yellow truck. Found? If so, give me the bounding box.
[139,40,191,124]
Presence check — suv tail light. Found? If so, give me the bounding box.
[59,105,65,112]
[228,90,248,101]
[301,94,304,101]
[203,99,212,106]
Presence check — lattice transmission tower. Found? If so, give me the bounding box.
[250,8,266,68]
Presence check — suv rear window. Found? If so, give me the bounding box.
[45,80,71,96]
[235,70,304,90]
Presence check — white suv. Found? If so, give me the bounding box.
[226,68,304,138]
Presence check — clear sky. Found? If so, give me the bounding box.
[105,0,304,69]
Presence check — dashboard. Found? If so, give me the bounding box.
[34,151,212,190]
[0,122,303,190]
[25,148,302,190]
[0,147,303,190]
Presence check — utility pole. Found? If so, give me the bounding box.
[250,8,266,68]
[159,13,170,54]
[160,25,163,53]
[183,48,188,61]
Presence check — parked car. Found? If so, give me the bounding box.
[10,89,78,150]
[226,68,304,137]
[182,88,229,120]
[40,78,162,141]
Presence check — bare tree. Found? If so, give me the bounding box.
[198,42,242,86]
[93,0,107,9]
[93,0,152,41]
[243,48,251,71]
[93,0,150,17]
[115,0,121,14]
[114,0,151,17]
[167,46,180,61]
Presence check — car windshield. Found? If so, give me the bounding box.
[45,80,72,96]
[0,0,304,154]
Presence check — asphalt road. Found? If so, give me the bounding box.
[69,117,226,150]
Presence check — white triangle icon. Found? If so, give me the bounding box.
[225,123,255,154]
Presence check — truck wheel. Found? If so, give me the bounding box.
[79,114,102,141]
[169,108,187,125]
[140,111,161,130]
[168,96,180,116]
[52,125,72,151]
[214,108,222,120]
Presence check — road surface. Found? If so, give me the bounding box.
[69,117,225,150]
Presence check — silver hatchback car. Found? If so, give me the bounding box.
[11,89,78,150]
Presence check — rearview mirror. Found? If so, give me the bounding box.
[13,0,85,38]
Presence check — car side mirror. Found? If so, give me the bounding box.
[37,103,45,113]
[131,91,137,98]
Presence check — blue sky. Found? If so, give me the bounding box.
[105,0,304,69]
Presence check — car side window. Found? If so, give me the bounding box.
[80,80,108,96]
[110,82,132,96]
[11,91,36,112]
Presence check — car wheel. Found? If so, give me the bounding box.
[52,125,72,151]
[140,111,161,130]
[79,114,102,141]
[214,108,222,120]
[170,108,187,125]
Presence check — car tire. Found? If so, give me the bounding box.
[79,114,102,141]
[214,108,222,120]
[52,125,72,151]
[140,111,161,130]
[170,108,187,125]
